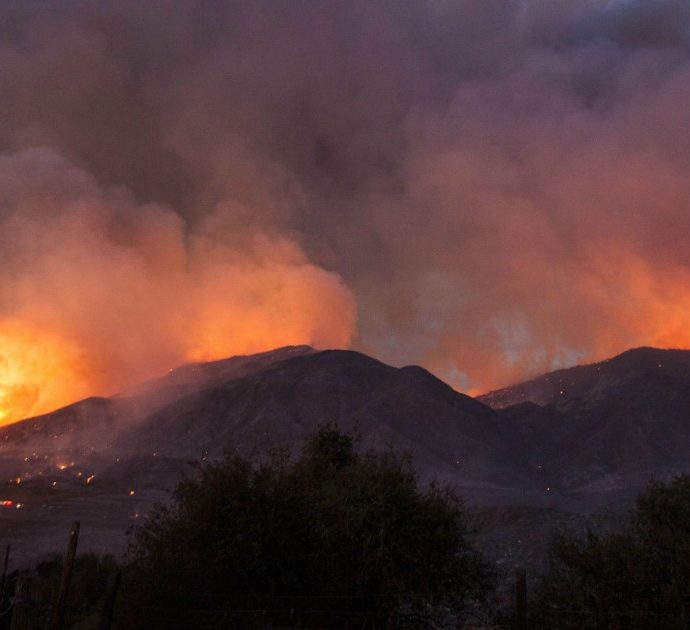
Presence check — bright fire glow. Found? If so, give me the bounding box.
[0,320,88,425]
[0,150,357,428]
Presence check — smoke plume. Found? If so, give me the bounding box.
[0,148,354,421]
[2,0,690,419]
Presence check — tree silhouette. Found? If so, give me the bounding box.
[534,475,690,629]
[120,426,494,629]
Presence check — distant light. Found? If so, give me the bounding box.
[129,489,135,496]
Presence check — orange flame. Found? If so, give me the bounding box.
[0,150,357,428]
[0,320,89,424]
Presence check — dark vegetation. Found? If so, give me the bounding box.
[117,426,495,628]
[533,475,690,629]
[6,429,690,629]
[0,553,117,629]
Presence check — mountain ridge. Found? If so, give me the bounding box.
[479,346,690,409]
[1,344,690,567]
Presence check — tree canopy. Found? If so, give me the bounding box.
[533,475,690,629]
[120,427,495,628]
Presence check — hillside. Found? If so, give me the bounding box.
[0,346,540,567]
[482,348,690,508]
[479,347,690,409]
[2,346,690,569]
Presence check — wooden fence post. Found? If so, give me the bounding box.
[0,544,10,597]
[515,568,527,630]
[48,522,80,630]
[9,575,41,630]
[99,572,121,630]
[9,574,26,630]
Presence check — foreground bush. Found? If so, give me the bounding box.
[533,475,690,629]
[119,427,495,628]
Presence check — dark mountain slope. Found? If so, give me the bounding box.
[485,348,690,508]
[0,346,317,472]
[480,347,690,409]
[114,350,531,495]
[2,345,690,567]
[120,345,315,402]
[494,402,563,469]
[0,348,540,515]
[547,372,690,497]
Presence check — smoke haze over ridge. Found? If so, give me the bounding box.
[2,0,690,420]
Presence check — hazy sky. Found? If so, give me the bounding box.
[1,0,690,419]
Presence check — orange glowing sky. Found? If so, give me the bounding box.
[0,151,355,424]
[2,1,690,424]
[0,321,85,424]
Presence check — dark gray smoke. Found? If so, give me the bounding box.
[1,0,690,402]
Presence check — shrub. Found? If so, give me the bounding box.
[119,427,495,628]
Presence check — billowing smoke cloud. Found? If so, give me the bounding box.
[1,0,690,415]
[0,148,354,421]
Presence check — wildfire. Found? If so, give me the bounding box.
[0,320,88,426]
[0,150,357,428]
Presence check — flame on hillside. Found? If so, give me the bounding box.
[423,248,690,396]
[0,320,88,424]
[0,150,356,428]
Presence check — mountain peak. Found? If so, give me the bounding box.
[121,345,317,400]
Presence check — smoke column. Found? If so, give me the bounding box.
[2,0,690,419]
[0,149,354,422]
